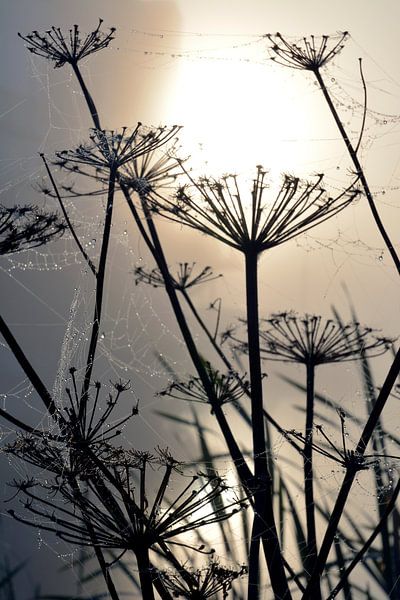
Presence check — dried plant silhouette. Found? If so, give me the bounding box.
[0,22,399,600]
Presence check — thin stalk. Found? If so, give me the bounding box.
[244,248,290,600]
[69,479,120,600]
[314,68,400,275]
[71,62,101,130]
[80,166,116,417]
[327,479,400,599]
[303,348,400,598]
[303,362,320,598]
[0,315,57,418]
[182,288,301,454]
[137,195,254,491]
[135,549,156,600]
[41,154,97,276]
[89,527,120,600]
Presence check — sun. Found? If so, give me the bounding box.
[164,55,316,177]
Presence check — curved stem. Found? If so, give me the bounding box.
[314,69,400,275]
[41,154,97,276]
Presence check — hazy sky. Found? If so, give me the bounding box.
[0,1,399,596]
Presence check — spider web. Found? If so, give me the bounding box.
[1,21,400,600]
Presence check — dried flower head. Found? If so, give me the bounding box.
[285,410,400,472]
[0,205,66,255]
[152,166,359,254]
[120,142,183,200]
[160,362,249,409]
[9,456,247,555]
[18,20,115,68]
[159,560,248,599]
[266,32,349,72]
[56,125,181,173]
[134,262,221,291]
[61,369,137,450]
[251,312,392,366]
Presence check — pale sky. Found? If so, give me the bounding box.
[0,1,399,596]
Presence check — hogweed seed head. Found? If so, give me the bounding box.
[254,312,392,366]
[159,363,249,410]
[0,205,66,255]
[134,262,221,291]
[18,20,115,68]
[152,166,360,254]
[120,142,184,200]
[266,32,349,72]
[56,125,181,173]
[158,560,248,599]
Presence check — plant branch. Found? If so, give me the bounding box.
[314,68,400,275]
[303,348,400,598]
[40,154,97,276]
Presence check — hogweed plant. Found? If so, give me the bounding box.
[229,312,392,597]
[0,19,399,600]
[266,32,400,276]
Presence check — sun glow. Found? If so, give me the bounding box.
[165,56,316,178]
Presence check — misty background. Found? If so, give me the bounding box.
[0,0,399,596]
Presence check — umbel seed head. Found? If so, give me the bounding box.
[18,20,115,68]
[266,32,349,72]
[257,312,392,366]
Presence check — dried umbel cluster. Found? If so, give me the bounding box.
[56,125,181,173]
[285,409,400,473]
[7,441,247,554]
[160,362,249,409]
[134,262,221,291]
[0,204,66,255]
[18,20,116,68]
[266,32,349,72]
[158,560,248,599]
[151,166,360,254]
[244,312,392,366]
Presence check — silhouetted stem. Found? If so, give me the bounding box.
[0,408,37,434]
[303,362,320,598]
[72,62,101,130]
[182,288,302,455]
[136,549,155,600]
[89,526,120,600]
[303,348,400,598]
[41,154,97,276]
[0,315,57,418]
[81,166,116,417]
[137,196,254,490]
[328,478,400,599]
[244,248,290,600]
[314,69,400,276]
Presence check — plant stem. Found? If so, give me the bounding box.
[303,362,320,598]
[0,315,57,418]
[41,154,97,276]
[72,62,101,130]
[303,348,400,598]
[80,166,116,417]
[136,549,155,600]
[134,196,254,490]
[314,69,400,276]
[244,248,291,600]
[327,478,400,599]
